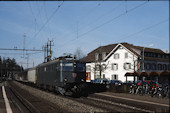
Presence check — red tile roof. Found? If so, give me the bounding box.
[85,42,169,63]
[85,43,117,63]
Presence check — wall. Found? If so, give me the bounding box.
[86,45,138,82]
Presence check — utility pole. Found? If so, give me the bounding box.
[46,42,49,62]
[49,40,54,59]
[50,41,52,57]
[43,40,54,63]
[43,45,46,63]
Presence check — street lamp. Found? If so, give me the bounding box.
[142,44,154,72]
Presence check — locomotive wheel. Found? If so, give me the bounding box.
[81,84,89,97]
[71,84,89,98]
[72,85,81,98]
[75,85,81,97]
[82,91,88,97]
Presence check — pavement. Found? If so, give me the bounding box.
[0,81,30,113]
[0,83,6,113]
[102,91,169,105]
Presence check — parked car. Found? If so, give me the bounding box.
[92,78,110,84]
[110,80,122,86]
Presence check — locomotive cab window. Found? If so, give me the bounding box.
[76,63,85,71]
[62,63,73,71]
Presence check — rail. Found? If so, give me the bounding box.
[8,83,41,113]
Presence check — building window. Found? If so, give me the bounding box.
[153,54,156,57]
[95,65,100,71]
[119,46,123,49]
[114,53,119,59]
[162,55,165,58]
[163,64,167,70]
[95,53,99,60]
[160,54,162,58]
[125,52,128,58]
[124,63,131,70]
[166,55,169,59]
[158,64,162,70]
[102,74,105,79]
[94,74,100,79]
[148,53,150,57]
[158,54,160,58]
[102,64,106,70]
[146,63,150,70]
[151,63,156,70]
[111,74,118,80]
[86,65,91,71]
[102,52,106,60]
[168,65,170,71]
[111,63,118,70]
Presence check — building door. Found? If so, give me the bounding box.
[86,72,91,82]
[111,74,118,80]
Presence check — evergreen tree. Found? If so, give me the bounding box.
[0,56,22,78]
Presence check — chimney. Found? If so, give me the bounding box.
[165,50,168,53]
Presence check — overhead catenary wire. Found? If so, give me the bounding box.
[43,1,52,38]
[78,2,124,32]
[115,18,169,43]
[74,1,124,40]
[36,1,50,43]
[28,2,38,36]
[54,1,148,50]
[58,1,123,43]
[56,1,104,42]
[77,1,103,24]
[77,1,148,39]
[27,1,64,46]
[0,51,43,55]
[36,1,43,22]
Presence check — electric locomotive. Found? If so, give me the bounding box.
[36,56,88,97]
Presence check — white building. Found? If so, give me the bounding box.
[85,43,170,82]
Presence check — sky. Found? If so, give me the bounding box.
[0,1,169,69]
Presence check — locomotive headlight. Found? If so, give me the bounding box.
[81,79,84,82]
[64,79,67,81]
[72,73,77,78]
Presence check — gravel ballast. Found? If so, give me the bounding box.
[12,81,105,112]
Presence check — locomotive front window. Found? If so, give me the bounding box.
[76,63,85,71]
[62,63,73,71]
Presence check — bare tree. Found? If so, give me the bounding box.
[92,46,109,79]
[74,47,85,60]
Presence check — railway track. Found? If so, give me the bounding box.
[45,86,169,113]
[8,84,41,113]
[38,86,156,112]
[8,81,69,113]
[1,82,31,113]
[9,81,170,112]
